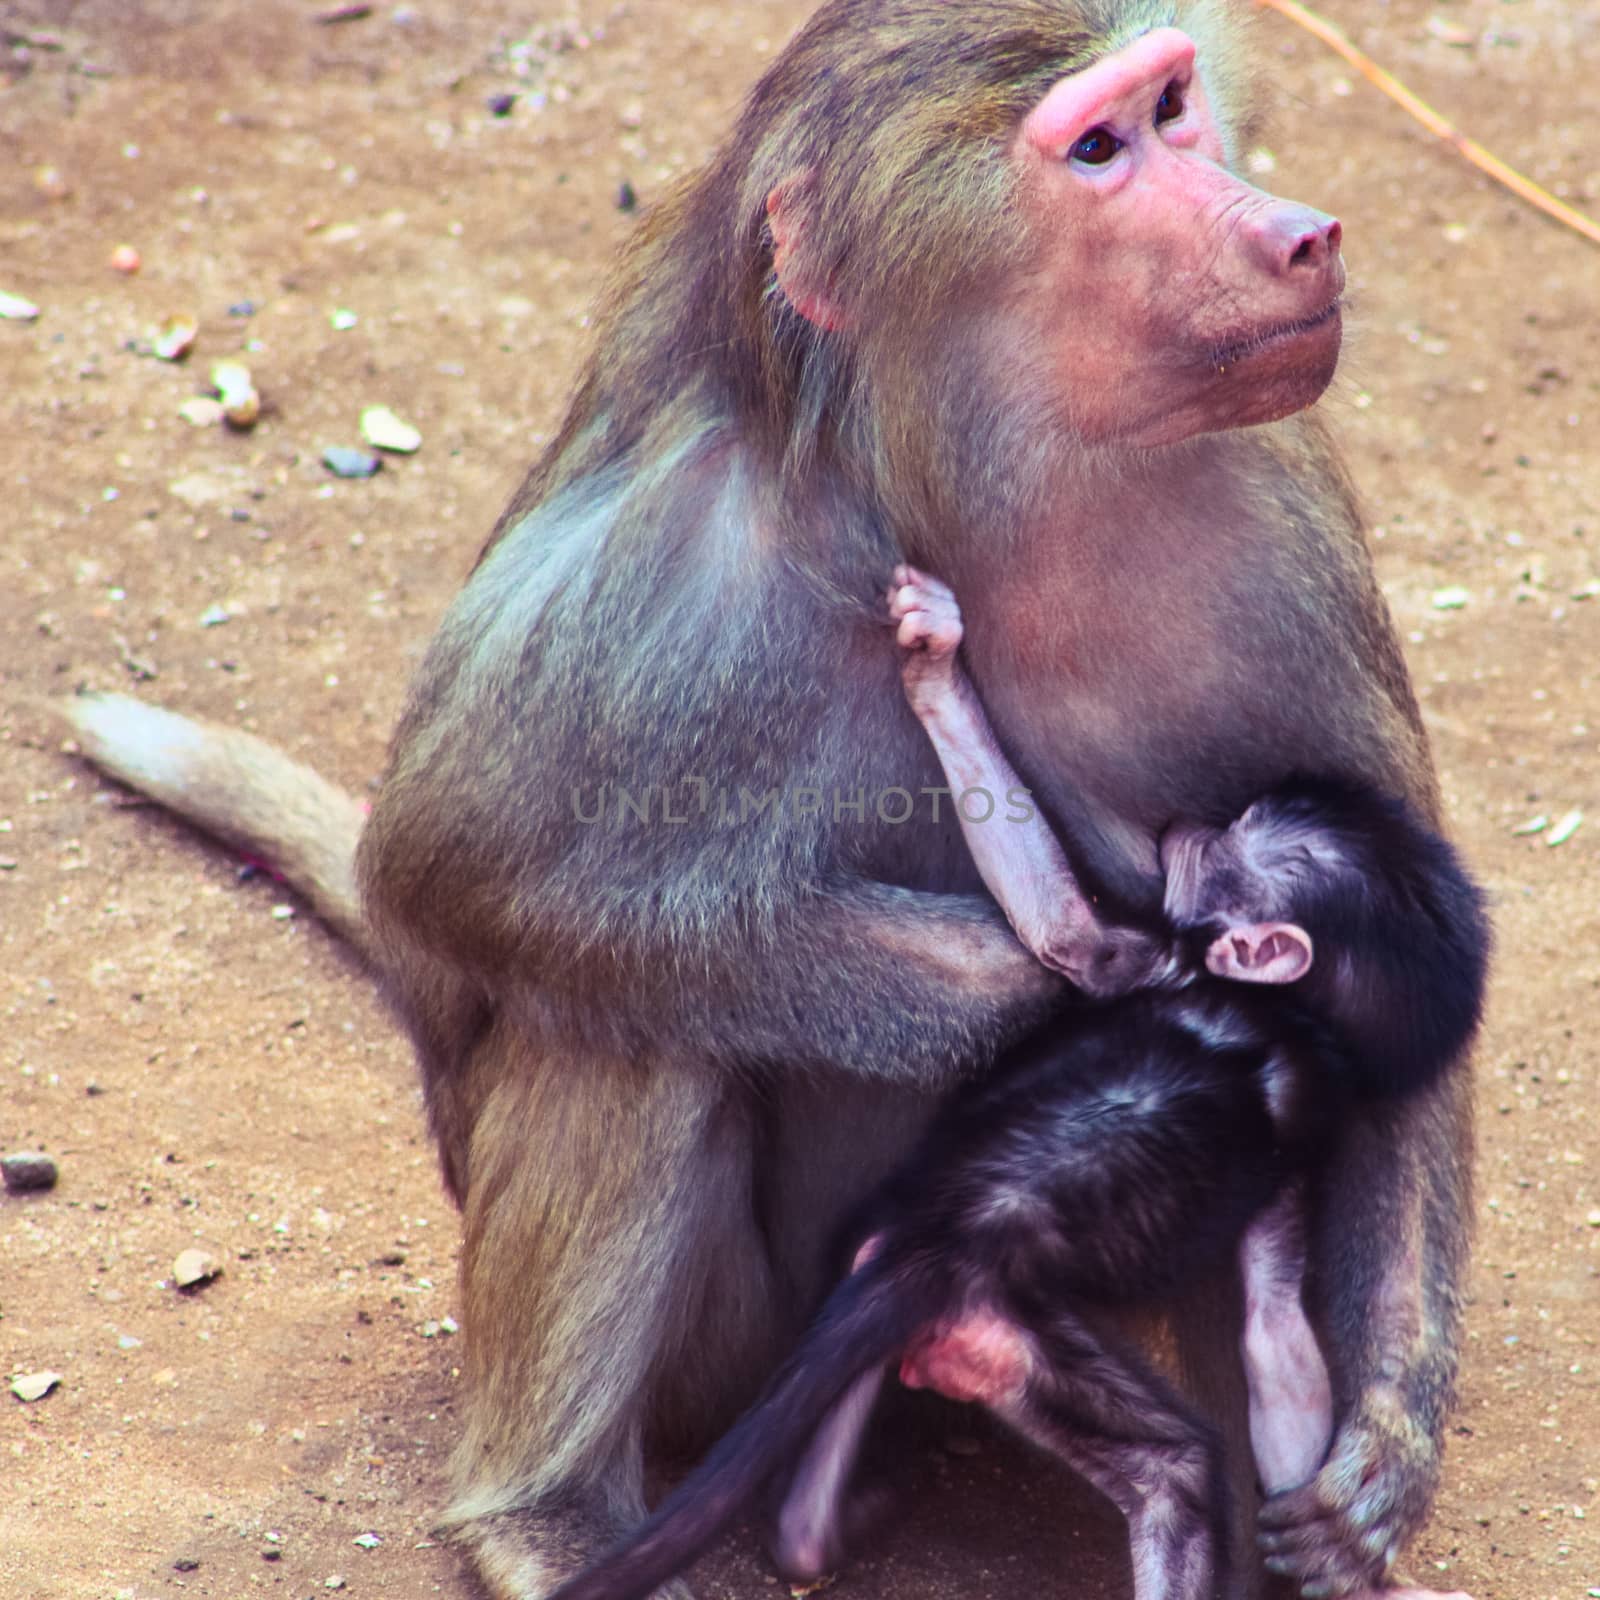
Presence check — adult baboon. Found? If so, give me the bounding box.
[65,3,1471,1597]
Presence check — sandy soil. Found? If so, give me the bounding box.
[1,1,1596,1597]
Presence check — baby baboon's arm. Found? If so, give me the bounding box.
[889,566,1165,996]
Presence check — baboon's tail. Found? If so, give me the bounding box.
[59,693,370,956]
[546,1253,947,1600]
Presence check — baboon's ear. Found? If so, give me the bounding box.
[1205,922,1313,985]
[766,176,849,332]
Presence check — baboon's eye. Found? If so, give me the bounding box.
[1071,127,1123,166]
[1155,82,1185,125]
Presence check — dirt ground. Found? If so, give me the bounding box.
[1,1,1596,1597]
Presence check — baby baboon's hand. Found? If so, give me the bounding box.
[888,565,966,718]
[888,565,963,679]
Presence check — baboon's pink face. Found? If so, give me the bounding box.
[1007,28,1344,447]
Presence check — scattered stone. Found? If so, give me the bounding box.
[1587,1210,1600,1229]
[322,446,382,479]
[3,1151,59,1193]
[486,91,518,117]
[1430,586,1470,611]
[116,1334,142,1350]
[1511,814,1548,837]
[33,165,71,200]
[172,1248,221,1290]
[0,290,41,321]
[10,1370,62,1403]
[359,404,421,454]
[325,1577,347,1591]
[316,1,373,20]
[1425,15,1477,47]
[178,396,226,428]
[271,904,296,921]
[353,1532,382,1549]
[262,1547,282,1562]
[110,244,142,275]
[210,360,260,429]
[330,307,359,330]
[227,299,257,318]
[152,314,199,362]
[198,603,232,628]
[616,179,638,213]
[1545,809,1583,848]
[168,470,235,508]
[173,1557,200,1572]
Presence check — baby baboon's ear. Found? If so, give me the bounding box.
[1205,922,1313,985]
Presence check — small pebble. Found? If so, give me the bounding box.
[10,1370,62,1403]
[153,315,199,362]
[198,603,232,628]
[1431,586,1470,611]
[34,165,71,200]
[353,1532,382,1549]
[360,404,421,453]
[210,359,260,429]
[1545,809,1583,848]
[486,91,518,117]
[0,290,41,321]
[617,180,638,213]
[1586,1210,1600,1229]
[322,445,382,479]
[1426,16,1477,46]
[3,1151,59,1193]
[330,307,359,330]
[109,243,142,274]
[178,396,226,427]
[172,1247,221,1289]
[173,1557,200,1572]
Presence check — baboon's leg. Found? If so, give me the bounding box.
[1240,1189,1333,1496]
[446,1022,780,1599]
[1003,1308,1231,1600]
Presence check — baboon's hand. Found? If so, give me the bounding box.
[1034,920,1175,999]
[888,565,963,673]
[1257,1386,1442,1598]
